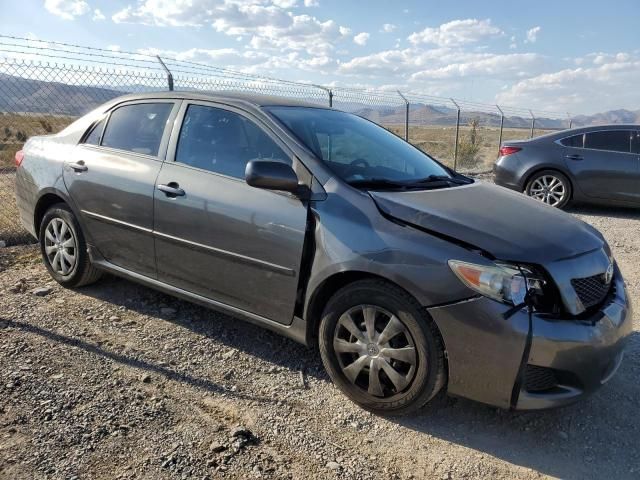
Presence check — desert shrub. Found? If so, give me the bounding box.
[452,118,482,170]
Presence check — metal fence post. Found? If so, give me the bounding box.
[529,109,535,138]
[315,85,333,107]
[450,98,460,170]
[156,55,174,91]
[496,104,504,157]
[397,90,409,141]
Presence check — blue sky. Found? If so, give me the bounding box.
[1,0,639,114]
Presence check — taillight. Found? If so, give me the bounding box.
[499,146,522,157]
[15,150,25,167]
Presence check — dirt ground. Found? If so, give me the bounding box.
[1,201,638,480]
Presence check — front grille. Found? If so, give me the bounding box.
[571,273,611,309]
[524,365,558,392]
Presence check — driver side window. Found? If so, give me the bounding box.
[175,104,291,179]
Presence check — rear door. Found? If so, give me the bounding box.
[64,100,179,277]
[153,101,309,324]
[562,129,639,203]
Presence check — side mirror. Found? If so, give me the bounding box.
[245,160,300,193]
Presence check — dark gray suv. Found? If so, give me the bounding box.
[15,93,632,414]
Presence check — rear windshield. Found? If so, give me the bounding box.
[266,106,450,183]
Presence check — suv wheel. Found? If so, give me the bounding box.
[319,280,446,415]
[525,170,572,209]
[39,203,102,287]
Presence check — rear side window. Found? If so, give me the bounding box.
[583,130,631,153]
[101,103,173,156]
[83,117,106,146]
[175,104,290,179]
[560,134,584,148]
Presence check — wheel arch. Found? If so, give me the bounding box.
[303,270,447,353]
[34,190,69,234]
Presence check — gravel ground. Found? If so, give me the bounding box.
[1,204,639,480]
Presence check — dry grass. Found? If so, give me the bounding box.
[388,124,555,171]
[0,170,32,246]
[0,112,75,168]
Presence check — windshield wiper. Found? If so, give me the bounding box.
[347,174,473,191]
[412,174,472,185]
[346,178,413,190]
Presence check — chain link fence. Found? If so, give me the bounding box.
[0,36,570,246]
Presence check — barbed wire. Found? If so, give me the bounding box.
[0,34,569,120]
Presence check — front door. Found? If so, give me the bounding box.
[63,100,178,277]
[563,129,640,203]
[153,102,309,324]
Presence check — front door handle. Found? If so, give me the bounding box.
[158,182,185,197]
[565,154,583,161]
[68,160,88,172]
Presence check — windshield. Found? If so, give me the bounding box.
[266,106,452,185]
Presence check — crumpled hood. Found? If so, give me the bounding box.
[371,181,604,264]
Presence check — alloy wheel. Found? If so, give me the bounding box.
[333,305,418,398]
[44,217,77,276]
[529,175,566,206]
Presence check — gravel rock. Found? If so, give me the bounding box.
[31,286,53,297]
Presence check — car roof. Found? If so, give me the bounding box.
[110,91,328,110]
[552,124,639,138]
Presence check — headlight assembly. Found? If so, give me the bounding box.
[448,260,545,306]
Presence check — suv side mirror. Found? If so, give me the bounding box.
[245,160,300,193]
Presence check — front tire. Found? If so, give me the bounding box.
[39,203,102,288]
[525,170,572,209]
[318,280,446,415]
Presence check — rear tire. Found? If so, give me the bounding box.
[318,279,446,416]
[525,170,572,209]
[39,203,102,288]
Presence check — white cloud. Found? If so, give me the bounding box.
[408,18,501,47]
[44,0,90,20]
[113,0,350,57]
[303,0,319,6]
[410,53,542,81]
[496,52,640,112]
[273,0,297,7]
[381,23,396,33]
[92,8,105,21]
[525,26,541,43]
[353,32,370,46]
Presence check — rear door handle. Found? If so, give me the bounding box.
[158,182,185,197]
[68,160,88,172]
[565,154,583,161]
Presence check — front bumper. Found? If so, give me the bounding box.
[427,269,632,410]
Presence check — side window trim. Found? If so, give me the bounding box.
[81,99,181,161]
[165,100,303,182]
[79,113,109,146]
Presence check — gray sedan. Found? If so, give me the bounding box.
[494,125,640,208]
[14,92,632,414]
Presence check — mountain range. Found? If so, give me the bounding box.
[1,73,638,128]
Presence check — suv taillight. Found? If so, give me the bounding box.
[15,150,25,167]
[499,146,522,157]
